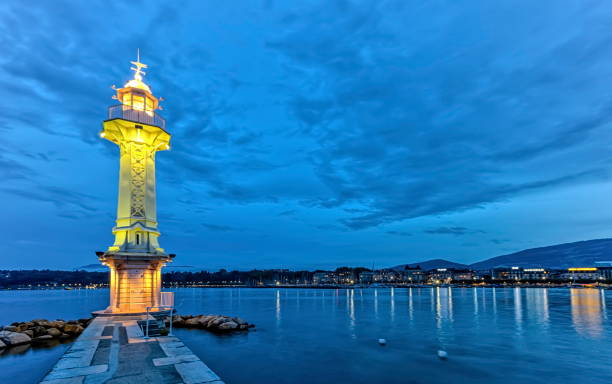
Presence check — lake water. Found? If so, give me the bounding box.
[0,287,610,384]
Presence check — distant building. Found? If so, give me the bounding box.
[492,267,523,280]
[359,271,376,284]
[336,270,355,284]
[428,268,451,283]
[358,272,370,284]
[562,267,603,281]
[379,269,400,283]
[522,268,549,280]
[400,266,425,283]
[598,267,612,280]
[313,272,337,285]
[491,267,549,280]
[427,268,475,283]
[453,269,475,281]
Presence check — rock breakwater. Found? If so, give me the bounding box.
[0,318,91,349]
[169,314,254,333]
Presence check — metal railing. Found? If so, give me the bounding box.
[143,305,175,339]
[107,104,166,130]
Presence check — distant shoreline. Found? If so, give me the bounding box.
[1,284,610,291]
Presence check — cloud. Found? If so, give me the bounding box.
[201,223,241,232]
[424,227,484,236]
[265,1,612,229]
[490,239,511,245]
[0,154,36,180]
[385,230,411,237]
[1,184,98,213]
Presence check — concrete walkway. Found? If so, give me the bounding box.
[40,316,223,384]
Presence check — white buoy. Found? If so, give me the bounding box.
[437,350,448,359]
[378,338,387,346]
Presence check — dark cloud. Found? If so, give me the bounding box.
[386,231,411,237]
[490,239,511,245]
[268,1,612,229]
[0,154,35,180]
[1,184,98,213]
[424,227,485,236]
[201,223,241,232]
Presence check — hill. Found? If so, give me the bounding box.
[77,264,107,271]
[470,238,612,270]
[392,259,468,271]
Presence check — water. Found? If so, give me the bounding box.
[0,287,610,384]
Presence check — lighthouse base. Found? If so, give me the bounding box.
[96,251,174,315]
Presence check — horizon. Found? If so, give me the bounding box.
[3,1,612,270]
[2,236,611,272]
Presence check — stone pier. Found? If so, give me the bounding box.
[40,316,223,384]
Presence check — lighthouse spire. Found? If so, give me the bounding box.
[130,48,147,81]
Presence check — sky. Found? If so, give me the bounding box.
[2,0,612,270]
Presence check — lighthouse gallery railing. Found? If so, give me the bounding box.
[107,104,166,130]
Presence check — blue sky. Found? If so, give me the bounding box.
[2,0,612,270]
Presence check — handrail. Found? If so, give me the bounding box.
[143,305,174,339]
[107,104,166,130]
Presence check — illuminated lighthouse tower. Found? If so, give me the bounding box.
[96,53,174,314]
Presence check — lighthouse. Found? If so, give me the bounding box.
[96,53,174,314]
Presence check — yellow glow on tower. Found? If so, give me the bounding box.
[96,51,174,315]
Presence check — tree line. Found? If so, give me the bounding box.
[0,267,372,288]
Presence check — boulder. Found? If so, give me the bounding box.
[0,331,32,346]
[232,317,247,326]
[0,339,5,349]
[48,321,65,330]
[185,318,200,326]
[32,326,47,337]
[17,323,29,332]
[168,317,185,328]
[197,316,213,327]
[211,317,228,327]
[59,333,71,340]
[78,318,91,326]
[63,324,84,335]
[47,328,62,337]
[3,326,18,332]
[217,321,238,331]
[32,335,53,343]
[23,330,34,338]
[36,320,51,328]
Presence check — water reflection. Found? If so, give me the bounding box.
[275,289,281,325]
[514,288,523,335]
[600,290,607,320]
[435,287,454,329]
[570,288,603,338]
[408,288,414,321]
[390,288,395,322]
[492,288,497,315]
[347,290,355,337]
[525,289,549,328]
[374,289,378,318]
